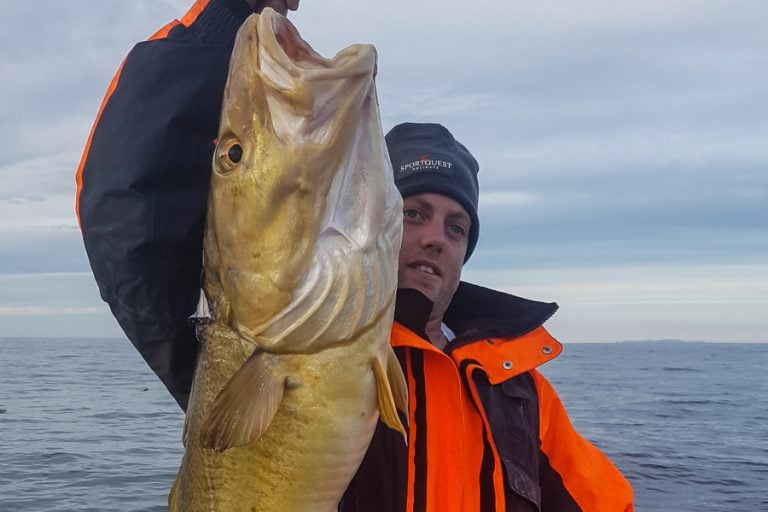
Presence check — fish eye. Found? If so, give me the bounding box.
[228,144,242,163]
[215,137,243,174]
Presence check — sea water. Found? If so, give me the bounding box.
[1,338,766,511]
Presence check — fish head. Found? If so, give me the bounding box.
[204,10,400,343]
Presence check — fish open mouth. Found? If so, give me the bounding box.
[265,9,316,69]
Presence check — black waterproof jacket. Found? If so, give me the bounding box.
[77,0,254,408]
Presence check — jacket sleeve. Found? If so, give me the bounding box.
[531,370,635,512]
[75,0,252,410]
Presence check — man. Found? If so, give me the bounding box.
[340,123,634,511]
[78,1,633,510]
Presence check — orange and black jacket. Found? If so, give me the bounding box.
[342,286,634,512]
[76,0,253,409]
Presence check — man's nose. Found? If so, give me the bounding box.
[419,219,446,252]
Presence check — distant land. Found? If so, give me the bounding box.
[617,339,702,344]
[614,338,767,344]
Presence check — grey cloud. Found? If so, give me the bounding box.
[1,151,82,200]
[0,2,185,162]
[0,0,765,312]
[0,272,100,310]
[1,229,88,274]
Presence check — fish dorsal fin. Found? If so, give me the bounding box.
[372,348,409,443]
[201,350,285,452]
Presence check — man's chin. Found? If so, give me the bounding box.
[397,278,438,304]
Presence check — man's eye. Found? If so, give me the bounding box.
[448,225,467,237]
[404,209,421,220]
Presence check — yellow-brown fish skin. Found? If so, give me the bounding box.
[169,8,406,512]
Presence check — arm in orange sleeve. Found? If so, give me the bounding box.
[531,369,634,512]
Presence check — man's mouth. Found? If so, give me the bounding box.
[410,262,441,277]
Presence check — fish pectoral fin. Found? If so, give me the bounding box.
[386,345,409,421]
[372,354,408,444]
[201,350,285,452]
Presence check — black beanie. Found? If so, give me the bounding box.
[385,123,480,262]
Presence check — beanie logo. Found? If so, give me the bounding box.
[400,154,454,174]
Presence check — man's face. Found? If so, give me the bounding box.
[398,193,470,320]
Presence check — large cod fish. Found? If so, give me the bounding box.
[169,9,407,512]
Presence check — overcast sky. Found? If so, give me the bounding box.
[0,0,766,342]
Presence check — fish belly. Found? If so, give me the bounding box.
[172,326,384,511]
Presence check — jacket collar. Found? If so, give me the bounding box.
[394,281,558,346]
